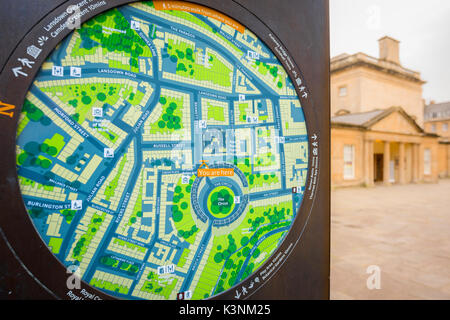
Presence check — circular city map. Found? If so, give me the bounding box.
[15,1,308,300]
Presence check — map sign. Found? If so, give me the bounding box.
[15,1,308,300]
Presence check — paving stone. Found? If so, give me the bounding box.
[331,179,450,300]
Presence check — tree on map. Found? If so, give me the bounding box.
[172,208,183,222]
[100,255,118,267]
[29,208,45,219]
[97,92,107,102]
[23,100,52,125]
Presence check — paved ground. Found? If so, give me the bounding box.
[331,179,450,300]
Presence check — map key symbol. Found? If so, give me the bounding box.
[71,200,82,210]
[104,148,114,158]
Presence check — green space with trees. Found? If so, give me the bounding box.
[171,176,199,244]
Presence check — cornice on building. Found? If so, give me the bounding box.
[330,52,425,84]
[424,117,450,123]
[331,107,426,136]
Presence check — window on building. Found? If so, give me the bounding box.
[343,145,355,180]
[431,123,437,132]
[339,86,347,97]
[443,123,448,132]
[424,148,431,175]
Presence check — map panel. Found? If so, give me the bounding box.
[16,0,308,300]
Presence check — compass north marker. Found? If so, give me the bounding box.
[0,101,16,118]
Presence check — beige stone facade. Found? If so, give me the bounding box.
[331,37,441,188]
[424,119,450,139]
[331,108,439,188]
[424,101,450,178]
[437,142,450,178]
[331,37,425,126]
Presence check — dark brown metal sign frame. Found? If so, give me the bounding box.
[0,0,330,300]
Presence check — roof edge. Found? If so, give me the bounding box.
[364,106,425,134]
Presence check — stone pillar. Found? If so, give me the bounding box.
[412,143,419,183]
[364,140,374,187]
[418,144,424,182]
[399,142,406,184]
[383,141,391,185]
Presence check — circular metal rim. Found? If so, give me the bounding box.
[0,0,320,300]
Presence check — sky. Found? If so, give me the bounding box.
[330,0,450,103]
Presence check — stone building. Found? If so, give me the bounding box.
[424,102,450,141]
[424,102,450,178]
[330,36,440,188]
